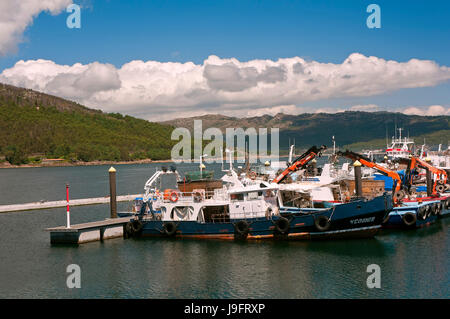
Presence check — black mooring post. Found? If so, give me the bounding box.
[426,168,433,197]
[354,160,363,198]
[109,167,117,218]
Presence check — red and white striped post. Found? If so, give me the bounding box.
[66,183,71,228]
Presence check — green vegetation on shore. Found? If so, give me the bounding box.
[0,83,175,165]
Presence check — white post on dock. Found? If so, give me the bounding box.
[66,183,71,228]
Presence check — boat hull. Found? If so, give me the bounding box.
[133,194,392,241]
[437,195,450,218]
[383,200,441,229]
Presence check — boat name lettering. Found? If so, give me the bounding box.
[349,217,375,224]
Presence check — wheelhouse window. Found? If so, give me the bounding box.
[230,193,244,201]
[247,191,260,200]
[202,205,230,223]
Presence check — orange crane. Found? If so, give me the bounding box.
[396,156,448,194]
[272,145,326,184]
[337,150,407,202]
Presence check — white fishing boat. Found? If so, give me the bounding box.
[385,128,414,159]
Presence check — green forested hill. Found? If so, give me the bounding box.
[0,83,175,164]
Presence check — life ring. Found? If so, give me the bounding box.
[131,220,143,234]
[163,222,177,237]
[426,205,433,218]
[436,202,442,215]
[314,215,331,232]
[125,220,143,238]
[445,198,450,210]
[125,221,134,238]
[170,191,179,203]
[234,220,250,240]
[417,206,427,220]
[248,171,257,180]
[402,212,416,227]
[274,217,290,235]
[432,203,440,216]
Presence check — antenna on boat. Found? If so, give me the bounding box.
[332,135,336,155]
[224,148,233,171]
[385,124,388,148]
[244,141,250,173]
[220,147,224,171]
[288,144,294,164]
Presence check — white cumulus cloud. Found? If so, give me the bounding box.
[1,53,450,120]
[402,105,450,116]
[0,0,72,55]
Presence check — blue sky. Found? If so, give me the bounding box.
[4,0,450,67]
[0,0,449,119]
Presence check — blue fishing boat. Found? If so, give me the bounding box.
[439,196,450,217]
[382,200,440,228]
[124,169,392,240]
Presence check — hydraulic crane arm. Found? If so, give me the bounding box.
[272,145,326,184]
[414,157,447,184]
[392,157,417,189]
[336,150,403,193]
[395,156,448,194]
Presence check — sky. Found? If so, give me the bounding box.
[0,0,449,121]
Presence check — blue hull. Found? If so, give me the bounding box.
[438,196,450,218]
[383,201,440,228]
[131,194,392,241]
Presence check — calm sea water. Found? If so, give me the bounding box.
[0,161,448,298]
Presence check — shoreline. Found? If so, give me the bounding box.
[0,154,290,169]
[0,158,172,169]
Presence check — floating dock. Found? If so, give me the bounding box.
[46,217,131,244]
[0,194,141,213]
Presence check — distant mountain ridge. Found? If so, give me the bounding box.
[162,112,450,150]
[0,82,448,166]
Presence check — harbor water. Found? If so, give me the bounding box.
[0,161,448,298]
